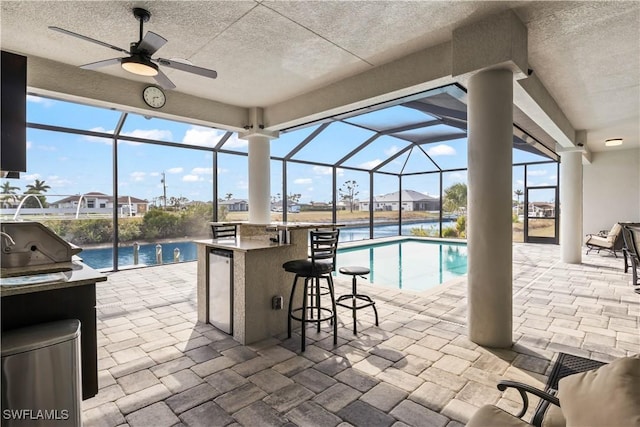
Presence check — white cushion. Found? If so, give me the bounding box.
[557,355,640,427]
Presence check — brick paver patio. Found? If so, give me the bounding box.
[83,243,639,426]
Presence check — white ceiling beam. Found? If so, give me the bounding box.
[513,74,576,148]
[26,55,248,132]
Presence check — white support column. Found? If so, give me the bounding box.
[467,68,513,348]
[240,107,278,224]
[559,150,583,263]
[247,135,271,224]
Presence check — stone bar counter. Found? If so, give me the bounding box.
[194,222,340,345]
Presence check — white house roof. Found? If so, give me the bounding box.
[373,190,439,203]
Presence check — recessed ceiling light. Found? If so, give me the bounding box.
[605,138,623,147]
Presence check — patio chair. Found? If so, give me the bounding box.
[621,224,640,288]
[585,222,623,257]
[467,354,640,427]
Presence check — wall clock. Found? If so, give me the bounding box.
[142,86,166,109]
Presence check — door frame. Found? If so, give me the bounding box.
[524,185,559,244]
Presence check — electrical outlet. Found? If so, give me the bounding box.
[272,295,283,310]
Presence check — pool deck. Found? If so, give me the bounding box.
[85,243,638,426]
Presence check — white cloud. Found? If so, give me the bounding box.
[27,95,54,107]
[222,134,248,149]
[192,167,214,175]
[182,175,202,182]
[384,145,400,156]
[312,166,332,175]
[217,167,229,174]
[22,173,41,182]
[130,172,146,182]
[306,187,314,193]
[46,175,73,188]
[527,170,547,176]
[167,167,183,174]
[294,178,312,185]
[149,172,160,177]
[81,127,114,144]
[358,159,382,169]
[237,180,248,190]
[427,144,456,156]
[26,141,33,150]
[183,126,225,148]
[516,179,524,185]
[122,129,172,141]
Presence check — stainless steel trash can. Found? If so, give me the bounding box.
[1,319,82,427]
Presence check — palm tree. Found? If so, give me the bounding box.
[443,182,467,214]
[24,179,51,208]
[0,181,20,208]
[514,189,524,216]
[225,193,233,200]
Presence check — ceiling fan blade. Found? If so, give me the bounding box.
[153,69,176,90]
[138,31,167,56]
[156,58,218,79]
[80,57,123,70]
[49,26,129,54]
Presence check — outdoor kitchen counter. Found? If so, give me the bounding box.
[0,259,105,400]
[0,259,107,297]
[196,222,341,345]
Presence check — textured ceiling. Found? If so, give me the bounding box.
[1,1,638,152]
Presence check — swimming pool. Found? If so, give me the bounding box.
[335,239,467,292]
[80,241,197,270]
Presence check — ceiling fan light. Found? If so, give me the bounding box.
[121,56,158,76]
[605,138,623,147]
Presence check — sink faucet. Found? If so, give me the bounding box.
[1,231,16,252]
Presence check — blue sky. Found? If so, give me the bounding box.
[16,95,557,204]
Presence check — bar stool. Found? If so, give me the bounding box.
[336,266,379,334]
[211,224,237,239]
[283,229,339,352]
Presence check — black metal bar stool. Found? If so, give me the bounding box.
[282,229,339,352]
[336,266,379,334]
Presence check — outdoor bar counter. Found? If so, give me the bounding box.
[195,222,340,344]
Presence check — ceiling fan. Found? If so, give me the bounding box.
[49,7,217,90]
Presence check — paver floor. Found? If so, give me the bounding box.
[83,243,639,426]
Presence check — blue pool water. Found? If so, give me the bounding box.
[335,239,467,292]
[339,220,456,241]
[80,241,198,270]
[80,221,462,272]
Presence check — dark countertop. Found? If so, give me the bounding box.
[0,260,107,297]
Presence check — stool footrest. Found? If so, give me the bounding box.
[336,294,376,310]
[290,307,335,324]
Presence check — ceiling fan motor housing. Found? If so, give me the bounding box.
[133,8,151,23]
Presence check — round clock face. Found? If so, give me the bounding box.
[143,86,166,109]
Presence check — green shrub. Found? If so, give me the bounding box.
[181,203,214,237]
[142,209,182,239]
[456,215,466,237]
[68,219,113,244]
[442,226,459,238]
[410,225,438,237]
[118,218,143,242]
